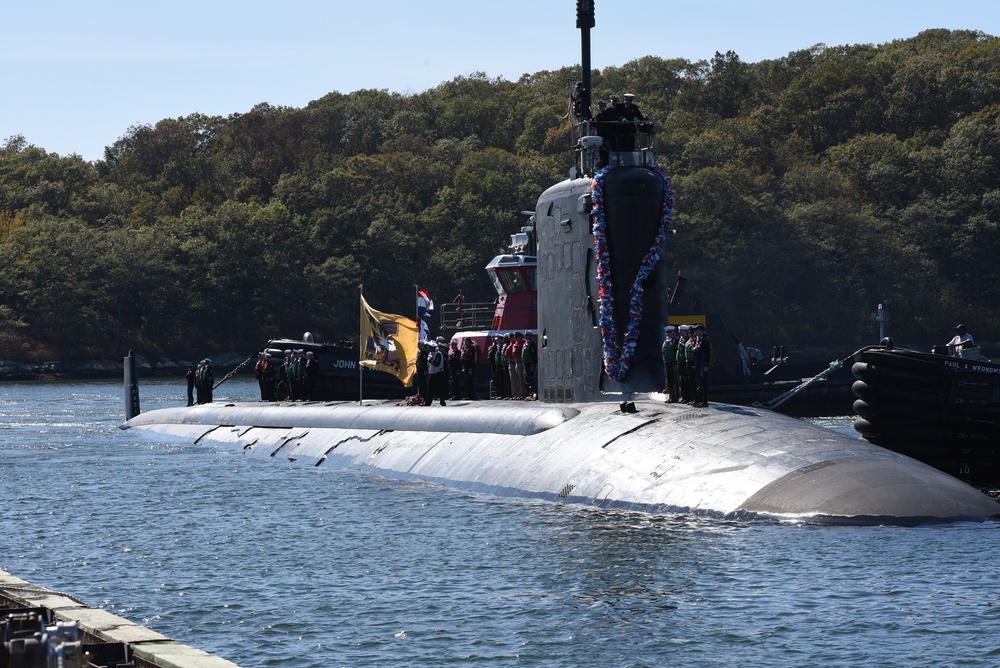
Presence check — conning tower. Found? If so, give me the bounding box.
[536,0,672,403]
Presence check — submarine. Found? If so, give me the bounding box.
[121,2,999,525]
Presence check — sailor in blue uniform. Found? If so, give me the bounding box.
[661,325,678,403]
[185,366,196,406]
[595,94,620,121]
[620,93,644,121]
[692,324,711,407]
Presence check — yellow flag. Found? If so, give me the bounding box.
[359,294,419,387]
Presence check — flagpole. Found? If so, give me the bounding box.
[359,283,364,405]
[413,283,419,340]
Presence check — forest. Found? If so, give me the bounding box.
[3,28,1000,363]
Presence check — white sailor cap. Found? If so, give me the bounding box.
[665,325,676,331]
[678,325,689,331]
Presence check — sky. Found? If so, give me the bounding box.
[4,0,1000,162]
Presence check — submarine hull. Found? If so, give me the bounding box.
[122,399,999,525]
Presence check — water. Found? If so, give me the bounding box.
[2,378,1000,667]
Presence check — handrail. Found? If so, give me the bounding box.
[438,302,496,331]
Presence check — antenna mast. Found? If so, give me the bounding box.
[577,1,594,113]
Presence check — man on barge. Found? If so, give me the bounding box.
[946,324,974,356]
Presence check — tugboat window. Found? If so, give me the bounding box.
[489,271,504,295]
[499,270,525,293]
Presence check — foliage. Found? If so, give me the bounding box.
[3,30,1000,361]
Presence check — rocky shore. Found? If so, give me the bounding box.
[0,352,248,381]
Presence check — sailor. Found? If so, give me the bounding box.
[287,351,302,401]
[283,352,294,401]
[676,326,692,403]
[205,359,215,403]
[487,337,499,399]
[449,340,463,400]
[304,351,319,401]
[661,325,678,403]
[254,353,267,401]
[620,93,645,121]
[946,324,974,356]
[436,336,450,398]
[595,99,607,117]
[521,333,538,399]
[426,341,447,406]
[461,338,479,400]
[498,335,511,399]
[278,350,291,400]
[595,94,620,121]
[262,353,276,401]
[198,359,214,404]
[193,360,204,404]
[415,340,429,401]
[515,333,528,399]
[185,366,196,407]
[684,329,700,405]
[294,350,306,401]
[507,333,525,399]
[499,333,513,399]
[692,324,712,407]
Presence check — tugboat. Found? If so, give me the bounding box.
[852,339,1000,487]
[434,222,539,398]
[120,1,999,524]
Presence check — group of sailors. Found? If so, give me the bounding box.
[488,332,537,400]
[254,349,320,402]
[566,82,646,123]
[185,359,215,406]
[412,331,538,406]
[415,336,481,406]
[661,324,712,407]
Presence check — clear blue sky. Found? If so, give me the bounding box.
[4,0,998,162]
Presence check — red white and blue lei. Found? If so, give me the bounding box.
[592,165,675,382]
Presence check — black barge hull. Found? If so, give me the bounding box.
[851,346,1000,486]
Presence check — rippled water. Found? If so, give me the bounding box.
[2,378,999,667]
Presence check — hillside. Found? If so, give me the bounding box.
[3,29,1000,362]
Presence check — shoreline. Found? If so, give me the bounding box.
[0,353,246,382]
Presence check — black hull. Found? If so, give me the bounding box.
[312,368,409,401]
[851,346,1000,486]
